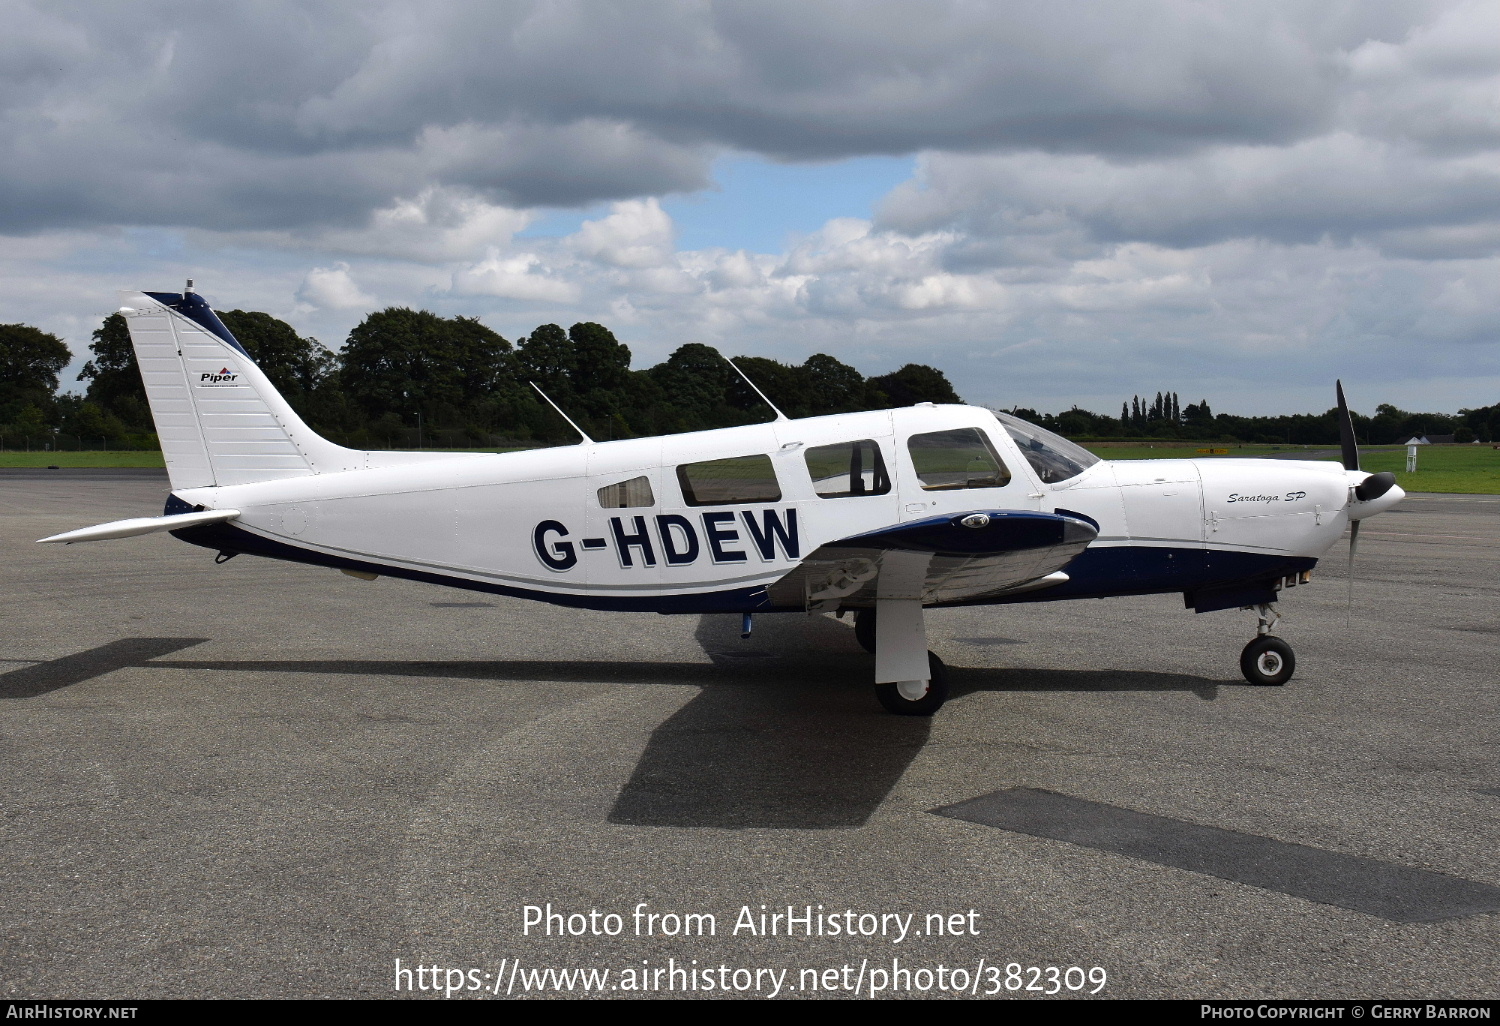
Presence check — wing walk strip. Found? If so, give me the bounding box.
[935,788,1500,923]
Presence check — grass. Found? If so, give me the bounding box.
[0,450,166,468]
[1083,442,1500,495]
[1359,445,1500,496]
[1081,442,1325,460]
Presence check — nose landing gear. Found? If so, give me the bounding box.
[875,651,949,715]
[1240,603,1295,686]
[862,599,949,715]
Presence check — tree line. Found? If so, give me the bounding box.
[0,309,961,450]
[1009,394,1500,445]
[2,310,1497,450]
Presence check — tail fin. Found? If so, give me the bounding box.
[119,286,363,489]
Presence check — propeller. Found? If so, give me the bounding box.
[1336,381,1360,622]
[1336,379,1359,474]
[1338,381,1380,621]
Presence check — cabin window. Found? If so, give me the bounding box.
[992,412,1100,484]
[804,439,891,498]
[907,428,1011,490]
[676,454,782,506]
[597,476,654,508]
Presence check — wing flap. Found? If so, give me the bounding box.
[768,510,1094,610]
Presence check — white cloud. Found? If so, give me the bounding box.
[296,262,375,310]
[452,249,580,303]
[570,199,676,269]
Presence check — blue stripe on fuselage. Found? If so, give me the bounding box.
[974,544,1316,606]
[168,521,1314,615]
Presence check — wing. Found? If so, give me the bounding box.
[768,509,1096,610]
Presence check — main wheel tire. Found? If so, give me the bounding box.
[1240,636,1295,686]
[875,652,949,715]
[854,608,877,654]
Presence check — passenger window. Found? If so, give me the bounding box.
[804,440,891,498]
[908,428,1011,490]
[597,476,654,508]
[677,454,782,506]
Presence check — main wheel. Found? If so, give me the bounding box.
[875,652,949,715]
[854,608,877,654]
[1240,636,1295,686]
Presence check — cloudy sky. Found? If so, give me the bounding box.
[4,0,1499,415]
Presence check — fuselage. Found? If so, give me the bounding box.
[166,403,1392,615]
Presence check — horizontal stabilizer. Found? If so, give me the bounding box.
[37,509,241,545]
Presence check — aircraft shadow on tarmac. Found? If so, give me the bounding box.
[1,625,1225,831]
[948,666,1225,702]
[607,613,921,830]
[604,614,1226,830]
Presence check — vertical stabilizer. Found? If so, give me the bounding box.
[118,288,362,489]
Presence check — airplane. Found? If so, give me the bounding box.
[39,284,1406,715]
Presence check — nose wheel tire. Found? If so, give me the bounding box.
[875,652,949,715]
[1240,636,1295,686]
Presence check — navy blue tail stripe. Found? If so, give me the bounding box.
[144,291,252,359]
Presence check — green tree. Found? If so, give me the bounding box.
[568,322,631,395]
[867,364,961,406]
[76,313,152,433]
[217,310,336,410]
[801,353,867,415]
[339,308,517,430]
[725,355,805,418]
[0,322,71,433]
[516,324,575,396]
[648,343,736,429]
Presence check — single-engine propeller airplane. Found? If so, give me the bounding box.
[40,285,1405,714]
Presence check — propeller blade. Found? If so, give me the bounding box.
[1336,380,1360,472]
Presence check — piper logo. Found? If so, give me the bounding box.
[199,367,239,385]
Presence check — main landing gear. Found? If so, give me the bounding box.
[1240,603,1295,686]
[855,603,949,716]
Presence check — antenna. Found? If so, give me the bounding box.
[725,356,788,421]
[529,382,595,444]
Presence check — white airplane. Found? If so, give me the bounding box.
[40,285,1405,715]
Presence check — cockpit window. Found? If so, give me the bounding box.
[993,412,1100,484]
[907,428,1011,490]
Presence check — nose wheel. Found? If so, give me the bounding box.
[875,652,949,715]
[1240,603,1295,686]
[866,597,950,715]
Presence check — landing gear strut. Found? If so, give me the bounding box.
[1240,603,1295,686]
[867,597,948,715]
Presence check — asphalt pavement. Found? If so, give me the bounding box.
[2,469,1497,999]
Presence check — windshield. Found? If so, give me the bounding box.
[993,411,1100,484]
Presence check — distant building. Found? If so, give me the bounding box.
[1402,434,1455,445]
